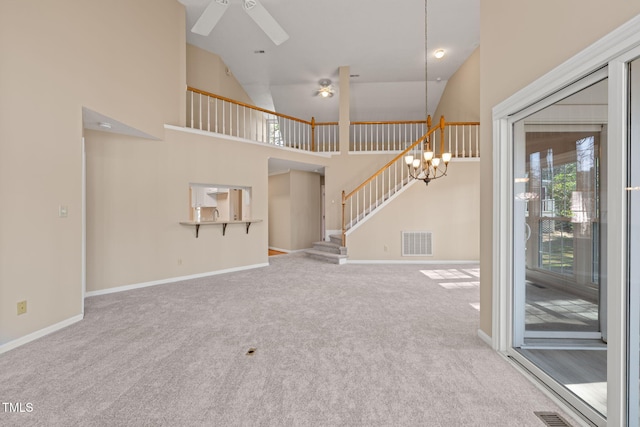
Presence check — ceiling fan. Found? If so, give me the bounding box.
[192,0,289,46]
[315,79,335,98]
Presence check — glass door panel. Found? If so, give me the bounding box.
[512,76,608,416]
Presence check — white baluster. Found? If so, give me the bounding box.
[199,93,202,130]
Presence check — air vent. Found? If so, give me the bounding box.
[534,412,572,427]
[402,231,433,256]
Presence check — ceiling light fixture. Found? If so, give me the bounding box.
[405,0,451,186]
[316,79,334,98]
[434,49,445,59]
[98,122,112,129]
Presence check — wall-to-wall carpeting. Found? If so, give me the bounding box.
[0,254,574,426]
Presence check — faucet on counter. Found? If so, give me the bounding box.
[213,207,220,221]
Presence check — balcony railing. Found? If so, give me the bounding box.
[187,88,479,157]
[350,121,428,151]
[187,87,339,152]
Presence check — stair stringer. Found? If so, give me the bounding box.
[345,178,420,239]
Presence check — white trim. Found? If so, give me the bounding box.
[164,124,334,159]
[0,314,84,355]
[81,136,86,314]
[477,328,493,348]
[85,263,269,297]
[346,259,478,265]
[492,115,512,353]
[605,56,630,427]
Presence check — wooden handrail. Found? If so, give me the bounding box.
[343,117,480,200]
[188,86,312,125]
[343,127,437,201]
[444,121,480,126]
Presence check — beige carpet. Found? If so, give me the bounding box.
[0,254,575,426]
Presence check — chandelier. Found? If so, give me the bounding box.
[405,149,451,185]
[405,0,451,186]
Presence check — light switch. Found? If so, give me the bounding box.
[58,205,68,218]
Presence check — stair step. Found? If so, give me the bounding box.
[304,249,347,265]
[312,241,347,255]
[329,234,342,245]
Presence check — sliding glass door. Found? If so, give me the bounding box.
[511,72,609,418]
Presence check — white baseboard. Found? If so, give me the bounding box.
[0,314,84,355]
[477,328,494,348]
[346,259,479,265]
[85,262,269,298]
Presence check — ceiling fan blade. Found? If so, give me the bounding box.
[242,0,289,46]
[191,0,229,36]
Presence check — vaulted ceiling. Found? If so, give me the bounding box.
[179,0,480,123]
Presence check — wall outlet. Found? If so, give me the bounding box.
[17,300,27,315]
[383,245,388,252]
[177,258,183,265]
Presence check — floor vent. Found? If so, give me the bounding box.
[402,231,433,256]
[534,411,571,426]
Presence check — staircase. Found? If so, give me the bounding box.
[304,234,347,264]
[341,117,480,247]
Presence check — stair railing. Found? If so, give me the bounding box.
[341,117,480,246]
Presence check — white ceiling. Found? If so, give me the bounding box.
[179,0,480,123]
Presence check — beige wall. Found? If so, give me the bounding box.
[268,173,292,250]
[86,126,332,292]
[0,0,185,346]
[347,161,480,261]
[290,170,322,250]
[479,2,640,336]
[187,44,254,104]
[268,170,322,251]
[86,128,275,292]
[434,48,479,122]
[323,152,398,232]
